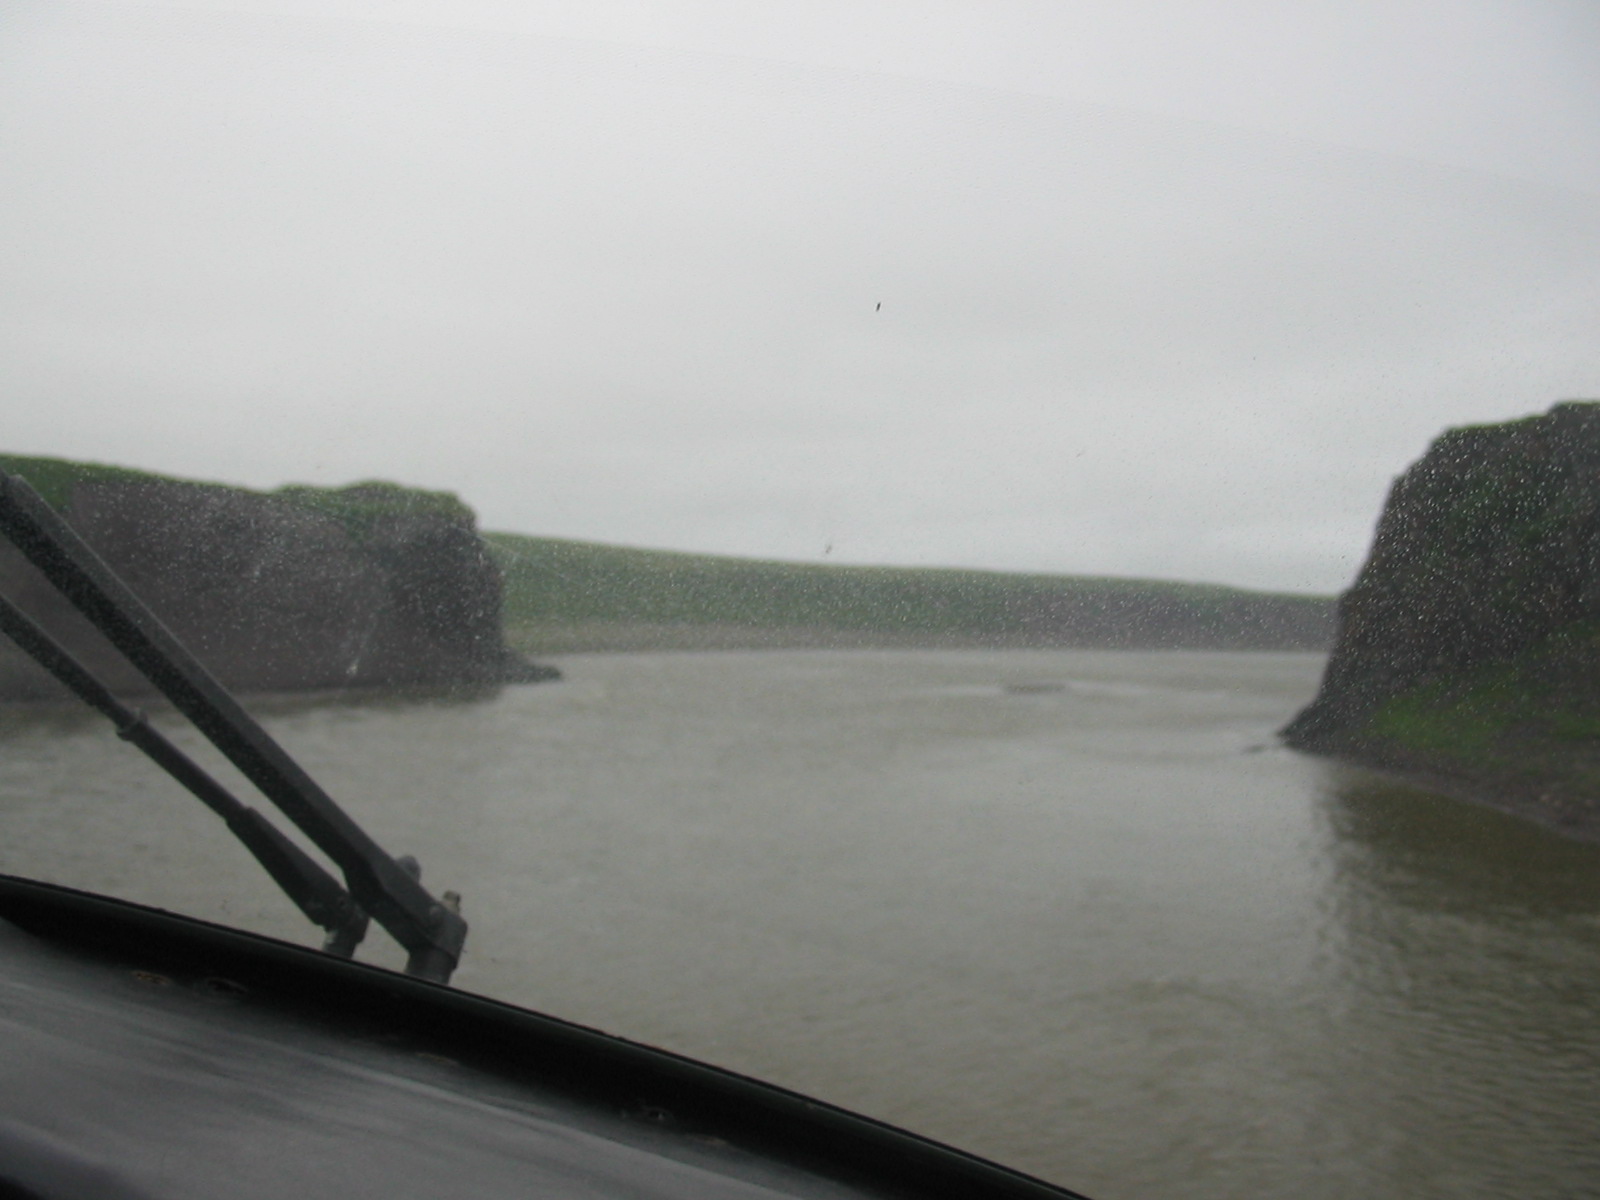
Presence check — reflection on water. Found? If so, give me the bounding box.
[2,650,1598,1199]
[1312,772,1600,1197]
[1323,769,1600,915]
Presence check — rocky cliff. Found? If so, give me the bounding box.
[1282,401,1600,837]
[0,457,557,700]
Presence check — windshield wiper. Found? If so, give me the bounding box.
[0,592,371,956]
[0,469,466,983]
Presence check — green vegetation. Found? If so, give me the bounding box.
[0,453,162,510]
[487,532,1332,653]
[1363,620,1600,789]
[273,481,474,540]
[1369,685,1510,763]
[0,453,470,538]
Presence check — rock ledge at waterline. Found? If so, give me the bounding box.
[0,456,558,701]
[1282,401,1600,840]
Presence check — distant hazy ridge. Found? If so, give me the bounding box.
[488,533,1334,653]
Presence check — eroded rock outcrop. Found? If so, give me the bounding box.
[0,459,557,700]
[1282,401,1600,836]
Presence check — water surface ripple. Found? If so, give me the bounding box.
[3,649,1598,1199]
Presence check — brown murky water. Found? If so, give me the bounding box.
[3,649,1598,1199]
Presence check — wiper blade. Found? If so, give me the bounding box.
[0,469,466,983]
[0,592,370,956]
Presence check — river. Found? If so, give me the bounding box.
[2,648,1598,1199]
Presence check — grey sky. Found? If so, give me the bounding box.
[3,1,1598,594]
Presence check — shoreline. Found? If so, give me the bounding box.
[1291,739,1600,845]
[505,620,1333,656]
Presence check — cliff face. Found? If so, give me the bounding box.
[0,460,556,700]
[1282,402,1600,834]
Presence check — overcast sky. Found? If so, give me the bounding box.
[3,1,1598,594]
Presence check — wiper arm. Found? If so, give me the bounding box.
[0,469,466,983]
[0,592,370,956]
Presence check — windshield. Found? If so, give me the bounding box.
[2,4,1599,1198]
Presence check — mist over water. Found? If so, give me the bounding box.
[3,649,1598,1198]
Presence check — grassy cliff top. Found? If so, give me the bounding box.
[0,453,160,510]
[0,454,474,531]
[273,481,475,530]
